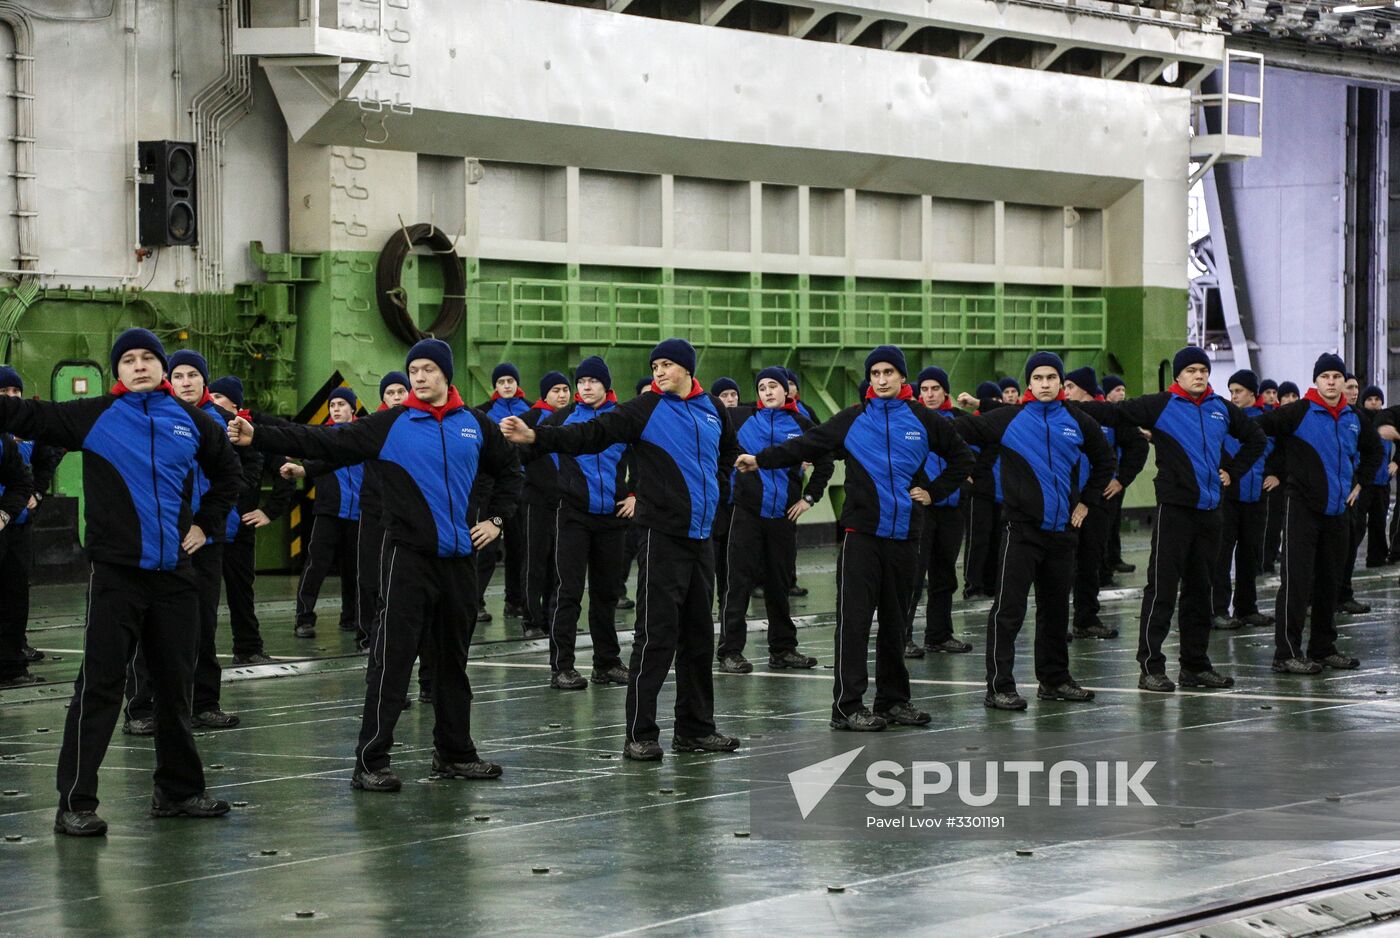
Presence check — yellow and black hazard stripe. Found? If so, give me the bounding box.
[286,371,368,561]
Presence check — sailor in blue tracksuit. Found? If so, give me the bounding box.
[961,380,1005,599]
[1062,366,1148,641]
[1099,373,1135,576]
[526,357,632,690]
[1359,386,1395,567]
[0,329,240,836]
[0,365,57,685]
[710,376,743,609]
[1111,347,1266,691]
[904,366,974,657]
[125,350,256,733]
[290,386,364,642]
[475,362,531,618]
[956,352,1116,710]
[517,370,573,642]
[716,366,833,672]
[229,339,521,790]
[740,346,974,731]
[502,339,742,761]
[1266,355,1382,674]
[1209,369,1274,629]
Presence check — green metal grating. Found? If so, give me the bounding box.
[469,279,1107,351]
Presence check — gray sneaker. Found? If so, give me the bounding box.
[1272,657,1323,675]
[717,654,753,674]
[1312,653,1360,670]
[983,691,1028,711]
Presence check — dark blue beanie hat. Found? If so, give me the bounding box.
[110,328,168,376]
[539,370,570,399]
[209,375,244,408]
[635,376,652,395]
[168,349,209,384]
[379,371,409,400]
[1363,384,1384,405]
[864,344,907,378]
[0,366,21,393]
[998,376,1020,392]
[1065,366,1100,396]
[650,338,697,375]
[1278,380,1300,398]
[1313,353,1346,382]
[1259,378,1278,394]
[329,387,357,409]
[975,381,1001,400]
[1024,351,1065,382]
[785,368,800,388]
[755,367,790,392]
[916,366,950,394]
[1227,369,1259,396]
[1172,346,1210,377]
[711,377,740,396]
[492,362,521,386]
[1102,374,1124,395]
[407,338,454,383]
[575,356,612,390]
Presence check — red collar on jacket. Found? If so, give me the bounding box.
[759,399,801,413]
[531,399,555,412]
[575,390,619,408]
[1021,388,1067,404]
[936,397,955,411]
[652,378,707,400]
[377,402,390,412]
[1305,387,1350,420]
[1094,394,1106,402]
[865,384,915,401]
[490,390,522,402]
[1168,382,1214,405]
[405,386,466,422]
[111,380,176,397]
[195,389,214,409]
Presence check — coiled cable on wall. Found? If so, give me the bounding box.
[375,223,466,344]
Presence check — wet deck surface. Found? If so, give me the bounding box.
[4,531,1400,937]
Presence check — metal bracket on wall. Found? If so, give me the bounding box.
[285,60,375,107]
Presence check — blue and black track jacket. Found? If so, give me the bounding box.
[527,395,635,520]
[1217,404,1272,504]
[1114,385,1267,511]
[956,395,1116,532]
[0,433,34,524]
[1360,409,1395,487]
[728,404,834,519]
[249,388,521,558]
[520,403,562,508]
[915,404,968,509]
[754,389,974,541]
[0,385,239,571]
[0,434,58,525]
[1067,400,1150,491]
[478,394,531,425]
[188,394,263,542]
[528,380,739,540]
[256,413,364,524]
[1260,392,1381,517]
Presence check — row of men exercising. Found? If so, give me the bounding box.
[0,330,1385,837]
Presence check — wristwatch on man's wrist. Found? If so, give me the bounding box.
[490,516,504,528]
[802,495,815,505]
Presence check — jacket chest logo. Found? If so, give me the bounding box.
[1208,411,1227,422]
[904,430,923,442]
[172,424,194,440]
[1060,426,1080,441]
[460,425,478,439]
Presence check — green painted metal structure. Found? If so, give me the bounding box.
[0,245,1184,565]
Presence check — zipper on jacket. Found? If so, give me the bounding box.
[144,397,167,569]
[883,404,898,537]
[1041,406,1060,528]
[1197,405,1212,510]
[1333,415,1344,515]
[439,421,458,554]
[688,400,711,536]
[767,411,779,518]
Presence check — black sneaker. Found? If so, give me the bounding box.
[1241,613,1275,628]
[983,691,1028,711]
[550,669,588,690]
[591,665,628,685]
[717,654,753,674]
[503,602,525,619]
[830,709,888,731]
[926,638,974,653]
[769,649,818,669]
[231,653,274,665]
[53,809,107,837]
[1072,623,1119,640]
[431,751,503,779]
[0,672,44,689]
[150,790,230,818]
[351,767,402,792]
[1037,680,1095,702]
[1210,615,1243,630]
[476,609,493,623]
[1138,673,1176,692]
[1272,657,1323,675]
[903,641,926,659]
[788,585,808,597]
[616,596,636,610]
[522,627,547,640]
[672,733,741,753]
[623,740,664,761]
[1178,668,1235,688]
[1114,562,1136,574]
[21,645,44,663]
[1339,600,1371,615]
[874,702,932,725]
[1312,653,1361,670]
[122,716,156,736]
[193,709,240,729]
[293,623,316,639]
